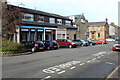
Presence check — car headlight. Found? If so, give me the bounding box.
[113,45,116,47]
[71,42,75,44]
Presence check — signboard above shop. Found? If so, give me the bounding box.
[21,29,29,31]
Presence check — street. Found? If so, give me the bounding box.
[2,42,120,79]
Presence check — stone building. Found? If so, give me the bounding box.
[68,14,88,40]
[109,22,119,37]
[88,18,109,40]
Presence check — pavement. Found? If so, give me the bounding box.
[2,42,120,80]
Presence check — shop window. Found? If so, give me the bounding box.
[37,33,42,41]
[30,32,35,41]
[22,13,34,21]
[49,18,55,24]
[20,32,28,42]
[57,19,62,25]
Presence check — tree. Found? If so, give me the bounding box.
[2,2,23,41]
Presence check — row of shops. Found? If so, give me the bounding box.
[16,26,76,43]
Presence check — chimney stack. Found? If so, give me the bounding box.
[105,18,108,22]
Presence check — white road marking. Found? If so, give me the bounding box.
[101,55,104,56]
[97,56,101,58]
[92,58,96,61]
[105,65,120,79]
[106,62,115,65]
[70,66,76,69]
[43,60,81,74]
[80,63,84,65]
[108,52,110,54]
[43,76,51,79]
[87,60,91,63]
[58,70,65,74]
[93,51,107,56]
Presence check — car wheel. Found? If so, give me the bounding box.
[81,44,84,47]
[32,47,36,52]
[102,42,104,44]
[47,46,50,50]
[90,43,93,46]
[68,45,72,48]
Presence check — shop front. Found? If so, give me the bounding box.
[17,26,57,43]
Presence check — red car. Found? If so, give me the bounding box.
[93,39,107,44]
[112,41,120,51]
[56,39,77,48]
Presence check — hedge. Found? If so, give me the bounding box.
[0,41,25,52]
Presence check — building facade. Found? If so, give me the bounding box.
[6,4,75,43]
[88,18,109,40]
[68,14,88,40]
[109,22,119,37]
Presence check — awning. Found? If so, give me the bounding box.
[21,26,44,29]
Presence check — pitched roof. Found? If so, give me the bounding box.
[88,21,106,26]
[7,4,71,20]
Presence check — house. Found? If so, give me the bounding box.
[88,18,109,40]
[3,3,76,43]
[109,22,119,37]
[68,13,88,40]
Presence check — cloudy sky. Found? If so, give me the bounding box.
[8,0,120,25]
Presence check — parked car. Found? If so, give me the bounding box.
[22,41,45,52]
[34,41,45,51]
[106,38,115,42]
[84,40,96,46]
[112,41,120,51]
[80,40,89,46]
[72,39,83,46]
[43,40,59,50]
[93,39,107,44]
[22,41,35,51]
[56,39,77,48]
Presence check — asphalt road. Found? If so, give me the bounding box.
[2,42,120,80]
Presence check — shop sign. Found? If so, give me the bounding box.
[38,30,43,32]
[21,29,29,31]
[46,30,51,32]
[31,29,35,31]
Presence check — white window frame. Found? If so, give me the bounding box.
[57,19,62,25]
[49,18,55,24]
[37,15,44,23]
[65,20,71,26]
[22,13,34,21]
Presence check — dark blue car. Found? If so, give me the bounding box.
[43,40,59,50]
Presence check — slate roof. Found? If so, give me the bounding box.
[88,21,106,26]
[7,4,71,20]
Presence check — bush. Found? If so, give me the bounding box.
[0,41,25,52]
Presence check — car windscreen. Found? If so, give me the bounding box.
[67,40,72,42]
[81,40,84,42]
[51,40,57,43]
[35,41,43,44]
[116,41,120,44]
